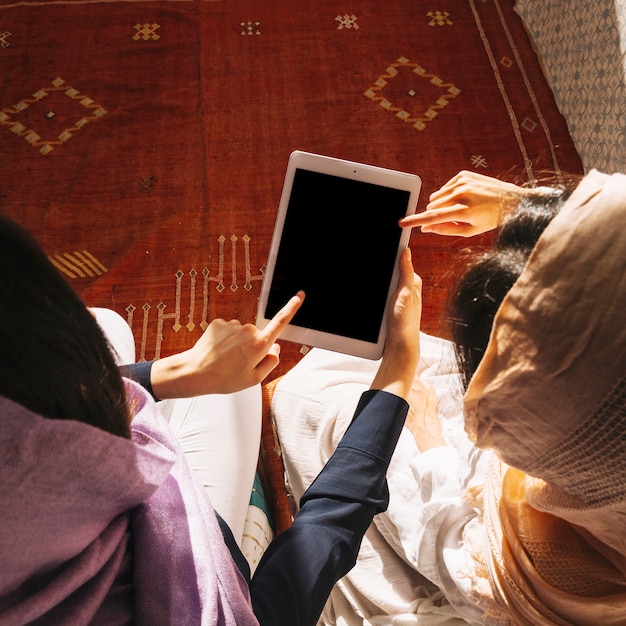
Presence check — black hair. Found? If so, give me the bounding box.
[0,214,131,437]
[448,184,576,390]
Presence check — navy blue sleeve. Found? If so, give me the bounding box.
[119,361,158,400]
[250,389,408,626]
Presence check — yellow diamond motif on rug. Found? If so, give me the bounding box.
[364,57,461,131]
[0,77,107,155]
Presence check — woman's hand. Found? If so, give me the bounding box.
[399,170,530,237]
[405,380,446,451]
[150,291,305,398]
[371,248,422,401]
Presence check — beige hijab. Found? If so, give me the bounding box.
[464,170,626,624]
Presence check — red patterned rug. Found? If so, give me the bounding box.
[0,0,582,376]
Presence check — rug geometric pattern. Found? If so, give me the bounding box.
[0,0,583,375]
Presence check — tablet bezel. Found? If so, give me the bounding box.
[256,150,421,359]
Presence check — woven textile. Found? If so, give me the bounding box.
[515,0,626,174]
[0,0,582,374]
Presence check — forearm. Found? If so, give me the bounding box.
[250,389,408,626]
[119,350,221,400]
[370,357,415,401]
[147,349,195,399]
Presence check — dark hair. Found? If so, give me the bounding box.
[448,185,575,390]
[0,215,131,437]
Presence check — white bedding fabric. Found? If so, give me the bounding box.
[272,334,494,626]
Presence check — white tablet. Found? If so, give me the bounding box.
[256,151,421,359]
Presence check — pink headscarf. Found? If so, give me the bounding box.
[464,170,626,624]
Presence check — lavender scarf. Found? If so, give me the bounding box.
[0,379,258,625]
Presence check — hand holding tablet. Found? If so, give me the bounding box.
[256,151,422,359]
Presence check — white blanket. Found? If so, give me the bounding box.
[272,334,492,625]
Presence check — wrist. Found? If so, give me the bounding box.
[150,350,193,400]
[370,358,417,401]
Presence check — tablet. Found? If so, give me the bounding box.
[256,151,421,359]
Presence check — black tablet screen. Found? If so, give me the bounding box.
[265,168,410,343]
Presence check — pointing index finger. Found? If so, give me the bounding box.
[260,291,305,343]
[399,204,467,228]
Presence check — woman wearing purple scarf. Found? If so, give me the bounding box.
[0,214,422,625]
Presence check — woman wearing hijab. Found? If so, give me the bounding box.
[273,170,626,624]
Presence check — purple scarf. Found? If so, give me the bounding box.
[0,380,258,625]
